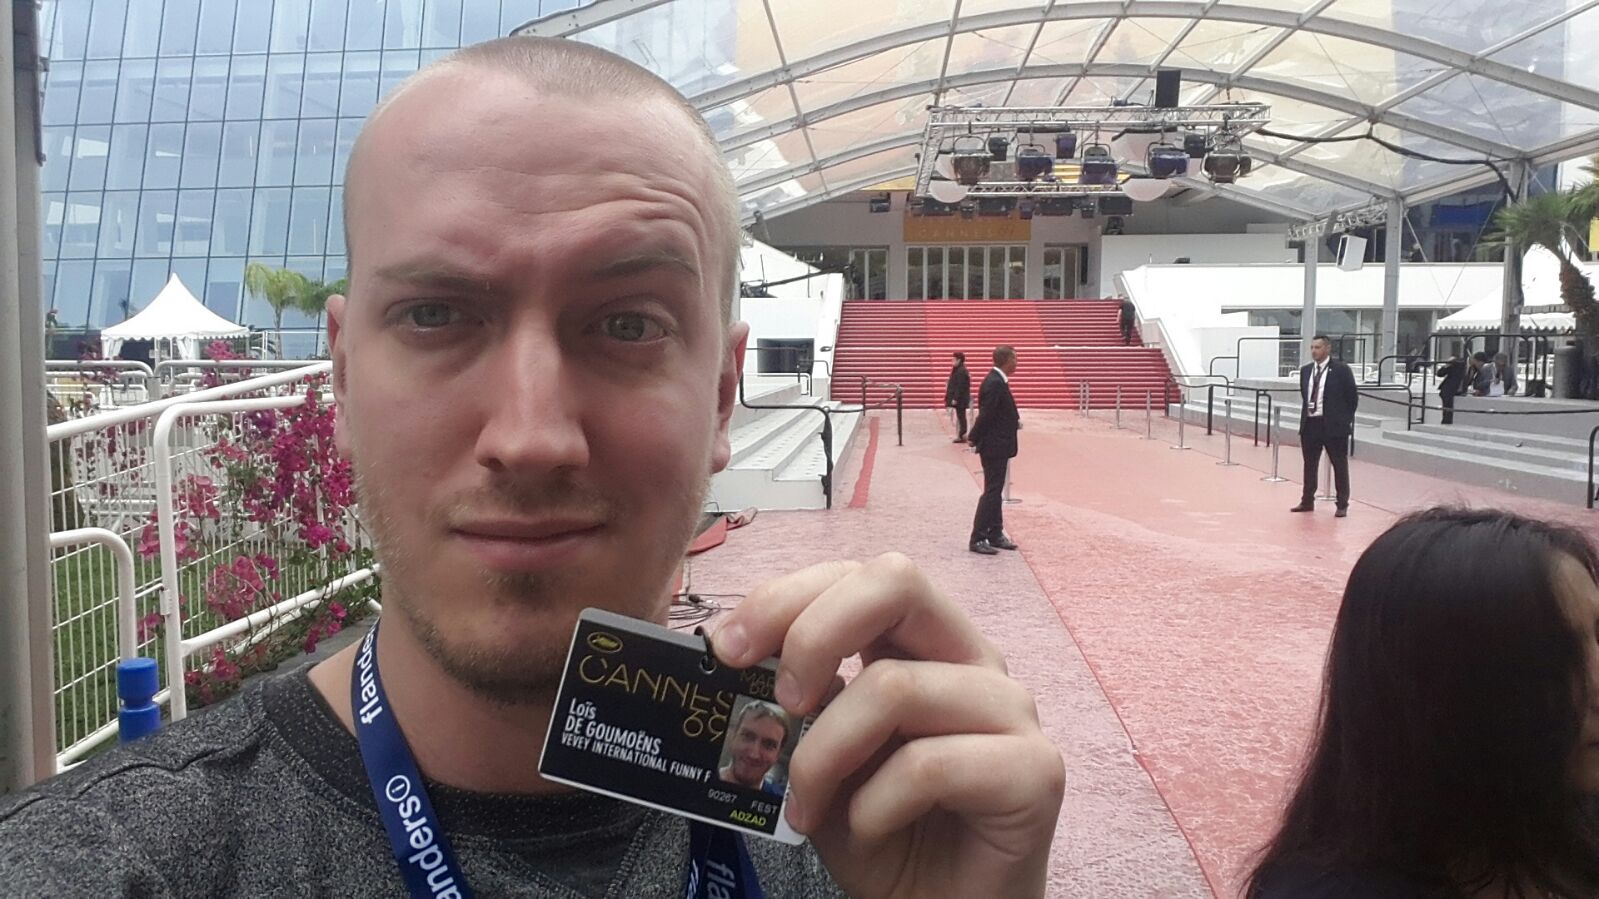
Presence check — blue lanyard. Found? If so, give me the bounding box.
[353,620,767,899]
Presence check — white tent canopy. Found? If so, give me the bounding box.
[99,274,248,361]
[1435,248,1598,333]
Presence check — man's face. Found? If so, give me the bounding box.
[328,71,746,703]
[1002,355,1018,377]
[1311,339,1331,364]
[728,714,786,786]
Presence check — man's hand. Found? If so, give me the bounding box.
[711,554,1063,899]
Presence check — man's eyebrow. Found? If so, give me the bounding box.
[371,263,500,294]
[588,249,699,280]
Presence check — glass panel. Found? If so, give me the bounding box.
[328,190,346,255]
[181,122,223,188]
[461,0,500,44]
[160,0,203,56]
[54,0,92,60]
[308,0,349,51]
[1242,163,1370,212]
[240,256,288,326]
[1327,0,1552,55]
[66,126,110,191]
[225,54,267,120]
[788,39,946,114]
[1251,31,1440,106]
[233,0,271,52]
[196,0,237,54]
[1227,88,1349,153]
[174,190,215,256]
[123,0,164,57]
[264,53,306,118]
[170,259,210,305]
[78,60,119,124]
[1491,4,1599,74]
[91,260,133,328]
[1097,18,1191,68]
[501,0,540,34]
[1042,248,1062,300]
[1027,19,1108,68]
[1394,73,1591,150]
[925,247,944,299]
[288,187,332,255]
[334,118,363,184]
[213,188,253,255]
[1008,245,1025,299]
[43,62,83,127]
[271,0,313,51]
[205,256,245,318]
[144,123,185,189]
[136,190,179,257]
[131,260,174,314]
[971,247,988,299]
[293,118,336,185]
[340,52,382,116]
[386,0,424,48]
[380,50,421,101]
[818,148,916,196]
[579,1,767,96]
[302,53,343,116]
[106,124,149,190]
[256,120,300,185]
[765,0,955,63]
[868,249,887,300]
[249,187,294,255]
[42,192,64,258]
[86,1,129,59]
[805,93,934,158]
[906,247,924,300]
[54,260,95,332]
[947,247,965,299]
[151,58,194,123]
[41,128,73,192]
[1167,20,1284,73]
[423,0,462,48]
[346,0,385,50]
[190,57,229,120]
[218,120,261,187]
[323,256,347,284]
[97,191,140,257]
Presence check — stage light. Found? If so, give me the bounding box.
[951,135,991,186]
[1054,130,1078,159]
[987,135,1010,161]
[1147,143,1189,179]
[959,200,976,220]
[1079,143,1119,186]
[1015,143,1053,181]
[1182,133,1210,158]
[1018,197,1035,220]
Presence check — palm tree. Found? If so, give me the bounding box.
[1492,189,1597,336]
[243,263,310,357]
[297,277,347,318]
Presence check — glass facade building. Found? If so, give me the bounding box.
[36,0,583,349]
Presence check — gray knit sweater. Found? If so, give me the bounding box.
[0,666,846,898]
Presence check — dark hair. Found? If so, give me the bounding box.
[1473,351,1491,363]
[993,345,1016,366]
[1248,507,1599,897]
[1312,334,1331,345]
[953,352,965,362]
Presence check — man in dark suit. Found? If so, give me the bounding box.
[1435,355,1466,425]
[1119,298,1138,346]
[944,351,971,443]
[1291,335,1359,518]
[967,346,1020,555]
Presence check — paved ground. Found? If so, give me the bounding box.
[688,406,1599,898]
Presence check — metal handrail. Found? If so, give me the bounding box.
[737,375,840,510]
[853,377,905,447]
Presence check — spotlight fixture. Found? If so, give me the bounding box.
[1103,215,1125,236]
[1080,201,1097,220]
[1054,129,1079,159]
[987,135,1010,161]
[950,135,991,186]
[1182,133,1210,158]
[1147,142,1189,179]
[1079,143,1119,186]
[1037,197,1076,216]
[1203,130,1251,185]
[960,200,976,219]
[1014,142,1053,181]
[977,197,1015,217]
[1018,197,1035,220]
[868,193,891,213]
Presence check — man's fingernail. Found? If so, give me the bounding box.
[715,622,748,664]
[776,670,802,711]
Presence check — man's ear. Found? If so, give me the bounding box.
[711,322,750,475]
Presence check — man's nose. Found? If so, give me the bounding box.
[472,327,591,476]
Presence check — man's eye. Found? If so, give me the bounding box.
[602,313,666,343]
[405,303,458,329]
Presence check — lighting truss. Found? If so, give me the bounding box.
[1285,199,1389,241]
[913,103,1272,199]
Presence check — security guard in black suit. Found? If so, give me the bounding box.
[967,346,1021,554]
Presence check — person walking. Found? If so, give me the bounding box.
[945,351,971,443]
[1291,335,1359,518]
[1119,298,1138,346]
[967,346,1021,555]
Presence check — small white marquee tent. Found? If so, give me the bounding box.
[99,274,248,360]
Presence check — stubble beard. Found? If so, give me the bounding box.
[351,454,709,707]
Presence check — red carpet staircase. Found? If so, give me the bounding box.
[831,300,1175,409]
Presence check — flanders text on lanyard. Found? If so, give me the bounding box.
[352,620,767,899]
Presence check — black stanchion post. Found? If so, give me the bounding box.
[896,388,903,447]
[1207,384,1215,435]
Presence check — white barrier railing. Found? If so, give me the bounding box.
[44,363,364,759]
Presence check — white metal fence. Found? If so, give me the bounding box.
[45,362,377,768]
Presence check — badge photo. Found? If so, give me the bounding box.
[539,608,812,844]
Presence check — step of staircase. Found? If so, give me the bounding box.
[712,398,864,511]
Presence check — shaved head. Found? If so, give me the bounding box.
[343,36,741,320]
